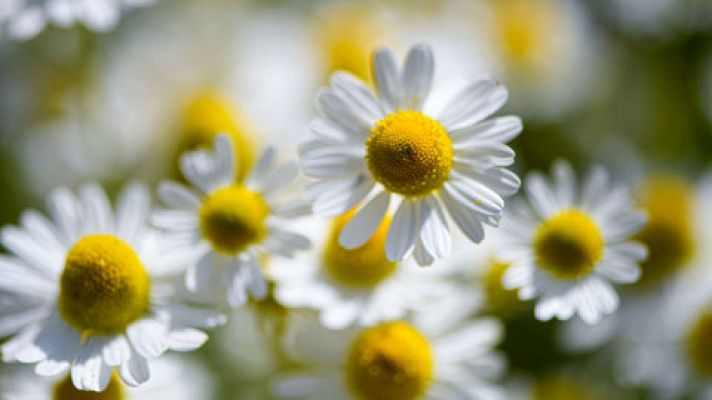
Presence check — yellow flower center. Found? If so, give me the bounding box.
[491,0,559,71]
[323,211,397,288]
[199,186,269,255]
[366,111,453,198]
[532,374,599,400]
[635,176,695,286]
[534,209,604,280]
[58,235,150,336]
[346,322,433,400]
[53,373,125,400]
[483,259,521,315]
[686,308,712,377]
[179,92,255,182]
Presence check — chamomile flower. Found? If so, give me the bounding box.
[0,182,223,392]
[0,354,214,400]
[154,134,310,308]
[273,302,506,400]
[300,43,522,265]
[0,0,157,41]
[270,210,456,330]
[501,160,647,324]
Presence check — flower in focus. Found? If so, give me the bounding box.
[300,43,521,265]
[154,134,310,308]
[0,182,222,391]
[0,354,214,400]
[270,210,456,329]
[501,160,647,324]
[273,303,506,400]
[0,0,158,41]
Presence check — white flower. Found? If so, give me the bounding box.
[300,43,521,266]
[0,0,157,41]
[0,182,223,392]
[154,134,310,308]
[273,301,507,400]
[270,211,457,330]
[501,160,647,324]
[0,354,214,400]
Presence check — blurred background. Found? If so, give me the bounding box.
[1,0,712,399]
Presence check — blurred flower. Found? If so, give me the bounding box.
[0,0,157,41]
[0,182,223,391]
[300,44,521,265]
[480,0,596,117]
[270,210,456,329]
[502,160,647,324]
[273,304,506,400]
[153,135,310,309]
[0,354,213,399]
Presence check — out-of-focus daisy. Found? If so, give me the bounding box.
[507,373,611,400]
[0,182,223,391]
[154,134,310,308]
[312,3,386,82]
[270,210,456,329]
[501,160,647,324]
[273,302,506,400]
[479,0,595,117]
[0,0,157,41]
[0,354,214,399]
[300,43,521,265]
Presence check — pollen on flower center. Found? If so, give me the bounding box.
[534,209,604,280]
[346,322,433,400]
[59,235,150,336]
[53,372,125,400]
[366,110,453,198]
[199,186,269,255]
[685,309,712,377]
[323,210,397,287]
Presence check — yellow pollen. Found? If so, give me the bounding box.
[199,186,269,255]
[482,258,521,316]
[53,373,125,400]
[346,322,433,400]
[366,111,453,198]
[58,235,150,336]
[534,209,604,280]
[686,308,712,377]
[323,210,397,288]
[179,92,255,182]
[635,176,695,286]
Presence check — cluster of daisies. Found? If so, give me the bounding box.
[0,44,655,399]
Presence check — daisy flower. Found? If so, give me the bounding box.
[0,182,224,392]
[154,134,310,308]
[0,0,157,41]
[300,43,522,265]
[501,160,648,324]
[273,301,506,400]
[270,210,457,329]
[1,354,214,400]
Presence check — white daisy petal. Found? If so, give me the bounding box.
[330,72,384,124]
[46,186,82,245]
[127,319,169,359]
[524,172,559,219]
[79,183,114,234]
[552,160,576,208]
[338,190,390,249]
[246,146,276,188]
[413,236,435,266]
[119,350,150,387]
[439,189,485,243]
[402,44,434,110]
[438,79,508,129]
[317,90,372,136]
[451,116,522,143]
[168,328,208,352]
[157,181,201,210]
[372,47,402,112]
[310,174,375,216]
[385,200,419,262]
[115,182,151,244]
[102,335,131,367]
[419,195,451,260]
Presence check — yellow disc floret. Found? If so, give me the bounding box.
[323,210,397,288]
[534,209,604,280]
[346,322,433,400]
[53,373,125,400]
[686,308,712,377]
[532,374,599,400]
[180,92,255,182]
[635,175,695,286]
[199,186,269,255]
[366,111,453,198]
[59,235,150,336]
